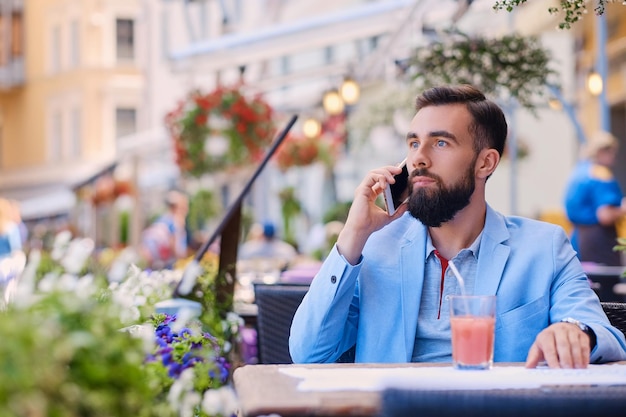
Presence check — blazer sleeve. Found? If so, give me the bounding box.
[548,227,626,363]
[289,245,361,363]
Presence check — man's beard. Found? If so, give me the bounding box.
[407,164,475,227]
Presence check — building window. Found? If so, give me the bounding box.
[0,15,7,66]
[116,18,134,61]
[116,107,136,138]
[69,20,80,68]
[11,11,23,58]
[50,110,63,161]
[0,122,3,169]
[51,25,61,73]
[70,107,82,157]
[0,11,24,66]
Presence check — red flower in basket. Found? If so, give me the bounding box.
[274,132,337,172]
[165,86,276,177]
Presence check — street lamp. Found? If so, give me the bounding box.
[586,70,603,97]
[339,77,360,106]
[322,77,361,116]
[322,89,345,115]
[302,117,322,139]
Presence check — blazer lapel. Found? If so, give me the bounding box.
[474,205,510,295]
[400,223,428,361]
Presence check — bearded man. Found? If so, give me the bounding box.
[289,84,626,368]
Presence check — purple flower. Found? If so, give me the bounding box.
[148,313,231,388]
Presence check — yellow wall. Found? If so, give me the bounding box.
[0,0,141,171]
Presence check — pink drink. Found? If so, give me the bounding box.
[451,316,495,369]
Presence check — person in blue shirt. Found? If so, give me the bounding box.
[239,222,297,266]
[564,131,626,266]
[140,190,189,269]
[0,199,22,260]
[289,85,626,369]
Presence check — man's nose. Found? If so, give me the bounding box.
[409,149,430,170]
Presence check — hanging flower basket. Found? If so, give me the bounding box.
[408,31,557,111]
[274,132,337,172]
[493,0,617,29]
[165,86,276,177]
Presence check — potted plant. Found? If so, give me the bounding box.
[0,233,242,417]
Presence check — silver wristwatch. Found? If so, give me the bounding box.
[561,317,597,349]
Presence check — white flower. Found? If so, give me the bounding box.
[201,386,239,417]
[168,368,196,410]
[208,114,230,130]
[58,273,80,291]
[38,272,60,292]
[50,230,72,261]
[75,274,96,298]
[120,323,155,352]
[60,238,95,274]
[180,391,202,417]
[204,134,229,157]
[119,305,141,325]
[170,307,198,333]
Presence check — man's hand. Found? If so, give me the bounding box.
[525,322,591,369]
[336,166,408,265]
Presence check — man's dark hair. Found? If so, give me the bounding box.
[415,85,507,157]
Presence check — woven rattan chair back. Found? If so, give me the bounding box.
[254,283,309,364]
[601,302,626,337]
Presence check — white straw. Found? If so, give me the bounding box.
[448,259,466,297]
[448,259,471,315]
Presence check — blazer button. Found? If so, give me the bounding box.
[330,275,337,284]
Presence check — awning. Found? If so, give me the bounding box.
[0,161,118,221]
[1,184,76,221]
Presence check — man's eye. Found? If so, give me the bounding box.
[409,141,419,149]
[436,140,447,147]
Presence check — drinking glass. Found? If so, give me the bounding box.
[449,295,496,370]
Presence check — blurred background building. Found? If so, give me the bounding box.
[0,0,624,255]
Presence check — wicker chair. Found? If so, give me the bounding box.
[253,283,356,364]
[601,302,626,337]
[253,283,309,364]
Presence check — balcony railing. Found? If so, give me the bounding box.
[0,56,24,89]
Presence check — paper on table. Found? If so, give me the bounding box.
[279,365,626,392]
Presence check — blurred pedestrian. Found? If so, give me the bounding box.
[0,199,22,260]
[7,200,27,248]
[239,221,297,267]
[140,190,189,269]
[564,131,626,266]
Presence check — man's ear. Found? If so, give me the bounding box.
[476,149,500,179]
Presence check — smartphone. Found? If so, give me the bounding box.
[383,158,409,215]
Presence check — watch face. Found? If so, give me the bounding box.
[562,318,589,332]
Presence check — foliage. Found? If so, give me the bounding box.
[188,189,219,234]
[0,234,240,417]
[322,201,352,225]
[0,263,166,417]
[120,210,131,245]
[615,237,626,277]
[346,83,415,146]
[165,86,276,177]
[279,187,302,247]
[493,0,620,29]
[274,132,337,171]
[408,31,557,111]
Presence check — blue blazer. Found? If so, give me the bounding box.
[290,205,626,364]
